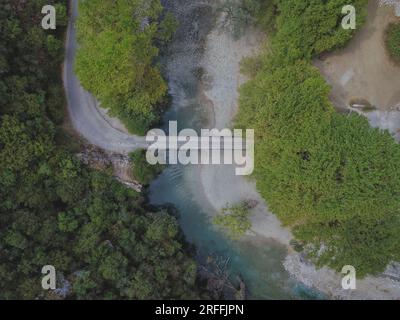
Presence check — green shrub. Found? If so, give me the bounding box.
[213,201,252,239]
[130,149,165,185]
[385,22,400,62]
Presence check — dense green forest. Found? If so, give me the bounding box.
[75,0,176,135]
[0,0,200,299]
[236,0,400,276]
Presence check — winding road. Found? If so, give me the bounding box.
[63,0,148,155]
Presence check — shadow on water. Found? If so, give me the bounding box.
[150,0,324,300]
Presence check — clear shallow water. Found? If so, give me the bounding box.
[149,0,324,300]
[149,165,324,299]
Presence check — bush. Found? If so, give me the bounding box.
[130,149,165,185]
[385,22,400,62]
[213,201,252,239]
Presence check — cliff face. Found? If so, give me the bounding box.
[76,145,142,192]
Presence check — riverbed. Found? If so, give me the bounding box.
[148,0,322,299]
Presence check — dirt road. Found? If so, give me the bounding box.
[315,1,400,111]
[63,0,148,155]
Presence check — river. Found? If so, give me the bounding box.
[148,0,323,300]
